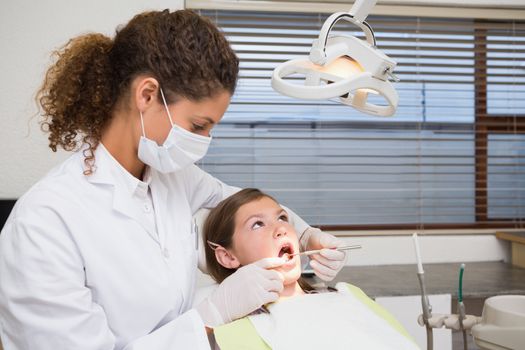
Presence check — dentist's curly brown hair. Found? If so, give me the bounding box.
[37,9,239,175]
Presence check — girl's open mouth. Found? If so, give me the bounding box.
[277,243,294,258]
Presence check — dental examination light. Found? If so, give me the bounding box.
[271,0,399,117]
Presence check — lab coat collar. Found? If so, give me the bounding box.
[85,143,147,194]
[84,144,160,243]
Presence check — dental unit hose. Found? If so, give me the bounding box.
[458,264,467,350]
[417,272,433,350]
[413,233,433,350]
[412,237,482,350]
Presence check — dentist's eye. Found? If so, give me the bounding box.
[252,221,264,230]
[192,123,205,132]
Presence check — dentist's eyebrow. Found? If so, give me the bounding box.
[194,115,215,124]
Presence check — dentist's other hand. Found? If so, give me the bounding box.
[303,227,346,281]
[196,257,285,327]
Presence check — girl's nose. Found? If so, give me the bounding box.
[274,224,287,238]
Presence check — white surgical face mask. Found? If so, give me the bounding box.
[137,88,212,173]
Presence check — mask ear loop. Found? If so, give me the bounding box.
[159,87,175,127]
[139,111,147,138]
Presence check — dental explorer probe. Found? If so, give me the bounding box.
[283,244,362,260]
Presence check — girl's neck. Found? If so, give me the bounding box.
[279,281,305,301]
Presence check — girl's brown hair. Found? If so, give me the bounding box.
[37,9,239,174]
[204,188,314,292]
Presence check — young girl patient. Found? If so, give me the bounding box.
[203,188,420,350]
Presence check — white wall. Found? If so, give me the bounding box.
[0,0,184,199]
[338,234,510,266]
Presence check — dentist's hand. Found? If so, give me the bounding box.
[196,257,285,327]
[303,227,346,281]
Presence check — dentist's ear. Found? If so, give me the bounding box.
[214,247,241,269]
[134,76,160,111]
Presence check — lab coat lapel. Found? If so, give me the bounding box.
[150,171,168,246]
[111,186,160,244]
[86,147,160,244]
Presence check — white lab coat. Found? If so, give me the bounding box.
[0,144,307,350]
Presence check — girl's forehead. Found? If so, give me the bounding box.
[235,197,282,223]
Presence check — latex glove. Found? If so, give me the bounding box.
[195,257,286,327]
[301,227,346,281]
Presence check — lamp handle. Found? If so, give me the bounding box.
[309,12,376,65]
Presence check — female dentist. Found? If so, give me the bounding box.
[0,9,345,350]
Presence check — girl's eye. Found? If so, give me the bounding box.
[278,215,288,222]
[252,221,264,230]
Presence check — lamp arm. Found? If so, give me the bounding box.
[350,0,378,23]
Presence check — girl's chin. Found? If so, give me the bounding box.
[279,265,302,284]
[283,275,301,286]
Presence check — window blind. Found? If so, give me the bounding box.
[196,10,525,229]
